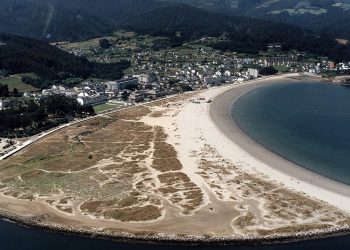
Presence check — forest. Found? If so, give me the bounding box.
[0,94,95,138]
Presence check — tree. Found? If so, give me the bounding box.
[99,39,111,49]
[81,105,95,116]
[22,75,37,85]
[0,69,9,77]
[39,94,81,116]
[259,66,278,76]
[13,88,19,97]
[0,84,9,97]
[0,93,96,138]
[121,91,130,101]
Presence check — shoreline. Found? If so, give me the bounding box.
[209,75,350,212]
[0,209,349,246]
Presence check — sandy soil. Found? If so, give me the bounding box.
[0,74,349,240]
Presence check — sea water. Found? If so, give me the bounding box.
[232,82,350,185]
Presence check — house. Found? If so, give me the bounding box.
[129,91,145,102]
[128,90,158,103]
[42,85,77,97]
[135,73,157,85]
[247,68,259,78]
[267,43,282,51]
[328,61,336,69]
[105,81,120,92]
[0,98,10,110]
[135,74,150,85]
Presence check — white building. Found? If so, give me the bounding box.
[42,85,76,97]
[77,93,107,106]
[105,77,139,92]
[134,73,157,85]
[224,70,232,77]
[135,74,150,85]
[105,81,120,92]
[0,99,10,110]
[247,68,259,78]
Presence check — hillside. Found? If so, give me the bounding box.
[165,0,350,40]
[0,0,169,41]
[0,33,130,88]
[0,0,349,61]
[0,0,116,41]
[124,4,350,61]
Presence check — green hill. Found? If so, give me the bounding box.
[0,33,130,88]
[123,4,350,61]
[165,0,350,40]
[0,0,349,61]
[0,73,39,92]
[0,0,168,41]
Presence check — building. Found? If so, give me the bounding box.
[129,90,157,103]
[129,91,145,103]
[247,68,259,78]
[267,43,282,51]
[0,98,10,110]
[135,74,150,85]
[204,76,221,85]
[42,85,77,97]
[105,81,120,92]
[328,61,336,69]
[135,73,157,85]
[77,93,107,106]
[106,77,139,92]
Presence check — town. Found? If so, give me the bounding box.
[1,31,350,156]
[2,32,350,111]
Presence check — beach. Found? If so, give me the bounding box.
[209,75,350,212]
[0,74,349,241]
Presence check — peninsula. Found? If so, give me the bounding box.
[0,74,349,242]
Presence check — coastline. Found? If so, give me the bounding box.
[0,73,349,244]
[209,75,350,212]
[0,209,349,245]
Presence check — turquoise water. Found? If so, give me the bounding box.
[232,82,350,185]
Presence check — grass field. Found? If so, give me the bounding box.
[93,102,124,113]
[0,73,39,92]
[274,65,291,73]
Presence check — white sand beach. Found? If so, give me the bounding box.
[206,75,350,212]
